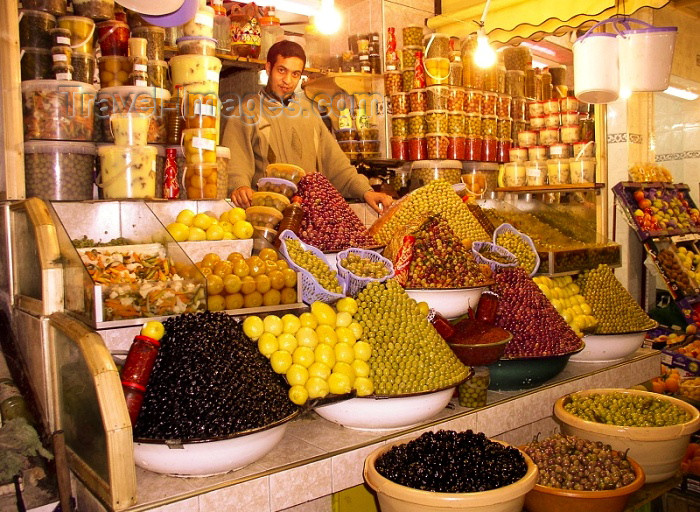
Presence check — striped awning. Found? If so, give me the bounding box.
[426,0,671,44]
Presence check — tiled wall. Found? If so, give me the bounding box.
[653,93,700,187]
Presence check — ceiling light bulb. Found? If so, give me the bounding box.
[314,0,342,35]
[474,30,496,69]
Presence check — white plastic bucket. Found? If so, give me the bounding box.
[573,28,619,104]
[618,19,677,92]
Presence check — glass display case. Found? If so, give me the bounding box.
[477,191,621,274]
[48,201,206,329]
[49,312,136,510]
[9,198,64,316]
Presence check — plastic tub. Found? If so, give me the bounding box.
[425,133,449,159]
[96,20,129,56]
[465,137,483,161]
[528,100,544,118]
[527,146,547,161]
[22,79,96,141]
[509,147,527,162]
[23,0,66,17]
[401,45,421,69]
[338,140,360,154]
[411,159,461,186]
[544,113,560,129]
[426,85,450,110]
[245,206,283,230]
[409,88,427,112]
[72,0,113,21]
[147,60,170,91]
[496,94,511,118]
[358,140,380,152]
[549,143,571,159]
[458,366,490,407]
[482,137,498,163]
[423,33,449,60]
[183,6,215,39]
[425,110,448,133]
[570,157,596,184]
[98,55,130,87]
[543,98,560,115]
[497,118,512,140]
[183,162,225,199]
[19,10,56,49]
[402,25,423,46]
[251,191,290,212]
[546,158,571,185]
[110,112,150,146]
[24,140,95,200]
[169,55,221,90]
[446,136,465,160]
[364,438,538,512]
[358,128,379,140]
[57,16,95,54]
[20,48,52,81]
[407,136,427,161]
[131,26,166,61]
[447,111,465,135]
[464,113,482,137]
[529,115,545,130]
[264,163,306,184]
[511,97,526,121]
[177,36,217,56]
[481,115,497,137]
[561,124,581,144]
[182,91,218,129]
[462,162,499,196]
[335,127,357,141]
[97,144,157,198]
[384,70,402,96]
[517,130,537,148]
[503,162,526,186]
[525,160,547,186]
[253,178,296,200]
[481,92,498,116]
[96,86,170,144]
[573,141,595,158]
[573,31,619,103]
[71,52,96,84]
[554,388,700,483]
[390,137,409,160]
[183,127,217,164]
[407,113,427,136]
[497,139,512,163]
[561,111,580,126]
[402,69,415,92]
[539,128,559,146]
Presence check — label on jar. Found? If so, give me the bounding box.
[56,72,72,80]
[195,12,215,27]
[194,103,217,117]
[526,168,542,177]
[193,136,216,151]
[206,69,219,82]
[53,54,68,62]
[134,63,147,72]
[134,79,148,87]
[56,36,71,45]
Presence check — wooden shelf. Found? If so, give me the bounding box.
[495,183,606,193]
[304,72,382,97]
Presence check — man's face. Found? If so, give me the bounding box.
[265,55,305,99]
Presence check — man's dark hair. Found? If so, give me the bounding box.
[266,40,306,68]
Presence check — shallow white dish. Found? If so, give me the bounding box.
[314,386,456,431]
[133,412,297,477]
[571,331,646,363]
[405,286,487,319]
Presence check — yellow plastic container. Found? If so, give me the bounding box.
[183,162,224,199]
[169,54,222,90]
[264,163,306,184]
[98,145,156,198]
[251,191,290,212]
[58,15,95,54]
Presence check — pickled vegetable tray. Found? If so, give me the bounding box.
[613,182,700,242]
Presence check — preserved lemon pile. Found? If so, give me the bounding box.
[371,180,489,245]
[577,264,656,334]
[354,279,470,395]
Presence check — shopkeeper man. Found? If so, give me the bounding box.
[222,40,393,214]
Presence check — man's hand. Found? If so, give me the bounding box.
[230,186,254,208]
[363,190,393,214]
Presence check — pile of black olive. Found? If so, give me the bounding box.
[375,430,528,493]
[134,312,297,441]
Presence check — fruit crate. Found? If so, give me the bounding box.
[644,240,700,300]
[48,201,207,329]
[612,182,700,243]
[662,338,700,377]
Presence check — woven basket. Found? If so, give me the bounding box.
[493,223,541,276]
[336,248,395,297]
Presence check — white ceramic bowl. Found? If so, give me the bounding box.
[314,386,456,431]
[570,331,646,363]
[133,412,297,477]
[554,388,700,483]
[405,286,487,320]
